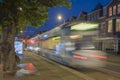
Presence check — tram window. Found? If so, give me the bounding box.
[75,42,95,50]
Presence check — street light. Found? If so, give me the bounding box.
[20,30,23,33]
[57,15,65,24]
[58,15,62,20]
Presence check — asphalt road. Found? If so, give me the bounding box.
[36,51,120,80]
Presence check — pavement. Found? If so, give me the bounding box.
[0,51,92,80]
[0,51,120,80]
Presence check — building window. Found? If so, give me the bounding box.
[87,16,90,20]
[103,7,107,16]
[116,19,120,32]
[108,20,113,32]
[101,22,106,33]
[113,5,116,15]
[109,7,112,16]
[117,4,120,14]
[90,15,92,21]
[95,14,98,20]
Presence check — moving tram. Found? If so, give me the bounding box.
[33,22,107,68]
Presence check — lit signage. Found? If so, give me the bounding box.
[14,41,23,55]
[43,34,48,38]
[52,36,61,40]
[71,22,99,30]
[70,35,83,39]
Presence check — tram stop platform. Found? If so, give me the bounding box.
[0,51,90,80]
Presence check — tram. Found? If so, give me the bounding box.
[34,21,107,68]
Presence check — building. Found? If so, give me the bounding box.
[98,0,120,54]
[87,2,103,22]
[77,11,87,21]
[77,0,120,54]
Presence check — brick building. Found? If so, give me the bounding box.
[77,0,120,54]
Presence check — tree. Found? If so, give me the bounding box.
[0,0,70,72]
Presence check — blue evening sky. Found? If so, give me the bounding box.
[37,0,111,31]
[25,0,111,37]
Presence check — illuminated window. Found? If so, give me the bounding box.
[113,5,116,15]
[117,4,120,14]
[109,7,112,16]
[116,19,120,32]
[108,20,113,32]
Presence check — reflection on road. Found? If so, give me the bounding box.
[16,63,37,77]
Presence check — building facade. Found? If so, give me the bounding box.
[78,0,120,54]
[100,0,120,54]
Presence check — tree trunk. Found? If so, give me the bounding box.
[0,23,20,72]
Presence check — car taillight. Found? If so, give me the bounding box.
[72,54,88,60]
[91,54,107,59]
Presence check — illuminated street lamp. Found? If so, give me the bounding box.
[57,14,65,24]
[58,15,62,20]
[20,30,23,33]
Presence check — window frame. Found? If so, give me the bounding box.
[109,7,113,16]
[117,4,120,14]
[116,19,120,32]
[108,20,113,33]
[113,5,116,15]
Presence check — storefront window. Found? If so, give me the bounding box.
[117,4,120,14]
[104,40,116,53]
[108,20,113,32]
[116,19,120,32]
[109,7,112,16]
[113,5,116,15]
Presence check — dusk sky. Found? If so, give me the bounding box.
[25,0,111,37]
[37,0,111,30]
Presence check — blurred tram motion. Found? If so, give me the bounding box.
[32,22,107,68]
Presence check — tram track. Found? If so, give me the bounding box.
[106,61,120,66]
[34,52,120,80]
[75,67,120,80]
[42,55,120,80]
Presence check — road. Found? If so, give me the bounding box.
[75,62,120,80]
[37,51,120,80]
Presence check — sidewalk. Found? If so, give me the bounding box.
[107,53,120,63]
[2,51,91,80]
